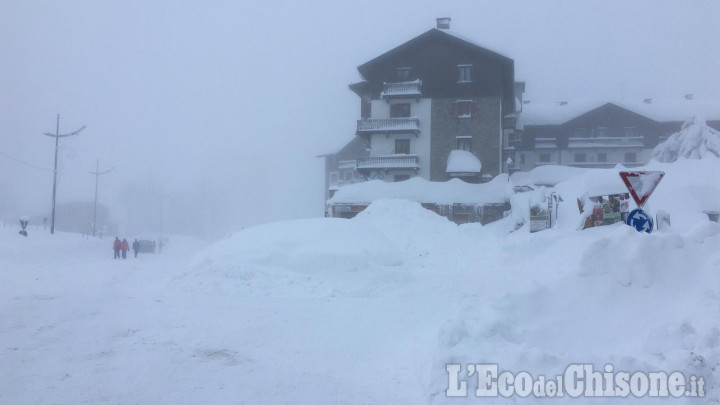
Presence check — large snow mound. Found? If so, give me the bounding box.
[653,116,720,162]
[181,217,404,295]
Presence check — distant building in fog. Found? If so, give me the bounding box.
[512,99,720,171]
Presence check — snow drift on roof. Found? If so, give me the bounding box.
[652,116,720,162]
[446,150,482,173]
[520,100,607,126]
[328,176,510,205]
[521,98,720,126]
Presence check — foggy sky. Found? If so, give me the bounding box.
[2,0,719,238]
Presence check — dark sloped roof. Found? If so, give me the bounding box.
[357,28,513,78]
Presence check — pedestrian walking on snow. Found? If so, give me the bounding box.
[113,237,121,259]
[132,239,140,258]
[121,238,130,259]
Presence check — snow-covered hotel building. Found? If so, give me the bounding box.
[320,18,518,200]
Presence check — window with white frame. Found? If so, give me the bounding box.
[396,67,412,82]
[390,103,411,118]
[395,139,410,154]
[456,136,472,151]
[575,153,587,163]
[456,100,473,118]
[458,64,472,82]
[539,153,551,163]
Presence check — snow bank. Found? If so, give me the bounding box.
[353,199,462,259]
[511,164,589,186]
[182,217,403,295]
[429,224,720,404]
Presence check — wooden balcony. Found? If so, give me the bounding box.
[356,117,420,135]
[568,136,644,148]
[535,137,557,149]
[381,80,422,99]
[356,154,419,171]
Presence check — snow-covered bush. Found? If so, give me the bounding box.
[652,116,720,162]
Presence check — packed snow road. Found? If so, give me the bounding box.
[0,225,466,404]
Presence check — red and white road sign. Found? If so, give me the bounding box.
[619,171,665,207]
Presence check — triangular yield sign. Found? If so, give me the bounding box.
[619,171,665,207]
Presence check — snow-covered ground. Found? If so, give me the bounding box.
[2,158,720,404]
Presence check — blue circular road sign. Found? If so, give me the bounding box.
[626,208,653,233]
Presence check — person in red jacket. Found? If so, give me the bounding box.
[113,237,121,259]
[121,238,130,259]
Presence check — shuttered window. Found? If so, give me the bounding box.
[451,100,477,118]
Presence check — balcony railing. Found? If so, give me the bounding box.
[356,154,419,170]
[535,137,557,149]
[568,136,644,148]
[356,117,420,134]
[330,178,365,189]
[567,161,644,168]
[381,80,422,99]
[337,160,356,170]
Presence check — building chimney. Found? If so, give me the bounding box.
[436,17,451,30]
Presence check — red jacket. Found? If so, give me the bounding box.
[121,240,130,251]
[113,239,121,249]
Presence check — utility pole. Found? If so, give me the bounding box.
[89,160,114,237]
[159,189,164,254]
[44,114,86,234]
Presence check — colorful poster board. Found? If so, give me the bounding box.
[578,193,631,230]
[530,203,550,233]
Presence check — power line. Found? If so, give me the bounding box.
[44,114,85,234]
[89,159,114,237]
[0,150,52,172]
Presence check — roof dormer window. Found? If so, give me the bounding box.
[458,64,472,83]
[396,67,412,82]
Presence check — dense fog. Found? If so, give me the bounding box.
[2,0,719,239]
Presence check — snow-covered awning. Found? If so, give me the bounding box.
[328,176,510,205]
[446,150,482,174]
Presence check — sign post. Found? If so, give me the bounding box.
[619,171,665,233]
[19,216,29,237]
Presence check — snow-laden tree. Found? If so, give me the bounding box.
[652,116,720,162]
